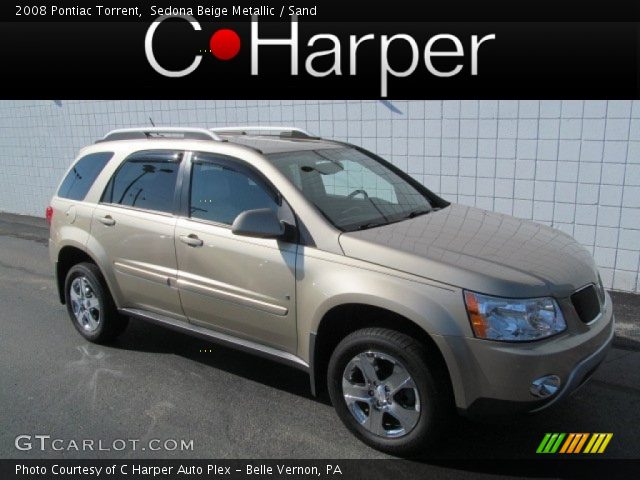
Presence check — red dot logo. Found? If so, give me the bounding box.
[209,29,241,60]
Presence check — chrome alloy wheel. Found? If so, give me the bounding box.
[342,351,421,438]
[69,276,101,332]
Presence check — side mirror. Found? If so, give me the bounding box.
[231,208,285,239]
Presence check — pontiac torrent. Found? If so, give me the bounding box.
[48,126,614,455]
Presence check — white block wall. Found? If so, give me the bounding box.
[0,100,638,292]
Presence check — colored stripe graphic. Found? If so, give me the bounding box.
[597,433,613,453]
[559,433,575,453]
[536,433,566,453]
[538,433,613,454]
[567,433,583,453]
[536,433,552,453]
[573,433,589,453]
[584,433,599,453]
[543,433,559,453]
[593,434,608,452]
[550,433,565,453]
[584,433,614,454]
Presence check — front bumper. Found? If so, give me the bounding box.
[435,292,615,417]
[529,322,613,413]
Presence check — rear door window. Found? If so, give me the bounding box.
[57,152,113,201]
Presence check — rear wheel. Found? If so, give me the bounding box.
[64,262,128,343]
[327,328,451,456]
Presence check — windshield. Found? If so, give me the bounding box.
[267,147,436,231]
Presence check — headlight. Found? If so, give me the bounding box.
[463,291,566,341]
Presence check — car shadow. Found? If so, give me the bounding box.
[112,317,330,403]
[113,317,639,470]
[613,335,640,352]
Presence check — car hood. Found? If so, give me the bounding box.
[339,204,598,298]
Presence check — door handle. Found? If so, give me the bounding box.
[179,234,204,247]
[97,215,115,226]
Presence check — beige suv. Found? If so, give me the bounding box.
[49,126,614,455]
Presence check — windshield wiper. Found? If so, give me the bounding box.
[405,208,432,219]
[354,207,441,231]
[357,221,388,230]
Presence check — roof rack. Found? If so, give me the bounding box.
[210,126,316,138]
[98,127,223,143]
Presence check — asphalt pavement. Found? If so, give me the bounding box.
[0,212,638,477]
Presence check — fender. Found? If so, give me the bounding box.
[309,291,460,339]
[297,253,468,397]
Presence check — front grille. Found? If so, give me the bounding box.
[571,285,601,323]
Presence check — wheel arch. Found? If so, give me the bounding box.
[309,302,453,399]
[55,245,113,305]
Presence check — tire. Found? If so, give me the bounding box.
[327,327,452,456]
[64,262,128,343]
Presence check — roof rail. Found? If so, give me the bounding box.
[210,126,316,138]
[98,127,223,143]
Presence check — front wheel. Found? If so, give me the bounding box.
[327,328,451,456]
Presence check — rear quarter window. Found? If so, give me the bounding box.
[57,152,113,201]
[101,150,181,214]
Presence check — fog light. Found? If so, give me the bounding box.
[530,375,561,398]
